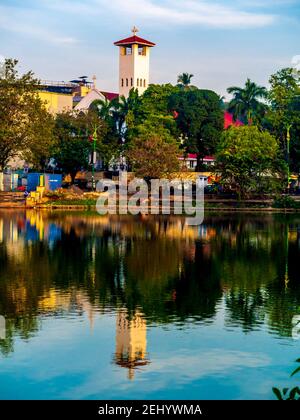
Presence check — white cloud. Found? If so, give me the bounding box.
[0,5,79,45]
[40,0,277,29]
[236,0,297,7]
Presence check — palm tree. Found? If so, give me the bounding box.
[90,98,113,121]
[227,78,268,124]
[177,73,194,89]
[110,88,142,141]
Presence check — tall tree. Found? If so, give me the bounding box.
[0,59,55,170]
[265,68,300,172]
[53,110,105,183]
[227,78,268,124]
[127,129,180,179]
[169,88,223,169]
[90,97,121,167]
[90,98,114,122]
[111,88,143,142]
[177,73,195,89]
[215,126,285,199]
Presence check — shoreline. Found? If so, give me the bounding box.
[1,202,300,213]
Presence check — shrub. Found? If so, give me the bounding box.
[272,195,300,209]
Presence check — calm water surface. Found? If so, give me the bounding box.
[0,210,300,400]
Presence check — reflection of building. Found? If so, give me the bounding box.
[114,310,149,380]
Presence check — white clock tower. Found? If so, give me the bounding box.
[114,27,156,98]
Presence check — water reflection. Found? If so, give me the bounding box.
[115,309,149,380]
[0,210,300,380]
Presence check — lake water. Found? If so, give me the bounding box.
[0,210,300,400]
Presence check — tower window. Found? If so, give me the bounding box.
[138,46,146,56]
[144,79,146,87]
[137,79,139,87]
[121,79,124,87]
[140,79,143,87]
[126,78,128,87]
[125,47,132,55]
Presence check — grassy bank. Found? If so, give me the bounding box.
[31,197,300,213]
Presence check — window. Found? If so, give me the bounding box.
[131,78,133,87]
[140,79,143,87]
[126,78,128,87]
[144,79,146,87]
[189,161,195,169]
[137,78,139,87]
[121,79,124,87]
[138,46,146,56]
[125,47,132,55]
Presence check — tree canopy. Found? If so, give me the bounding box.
[0,59,56,170]
[265,68,300,172]
[127,128,180,179]
[169,88,224,168]
[215,126,285,198]
[227,78,268,124]
[53,110,105,183]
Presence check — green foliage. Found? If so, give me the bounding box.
[53,110,105,182]
[127,129,180,179]
[177,73,195,89]
[46,198,97,206]
[216,126,284,198]
[169,88,223,166]
[227,78,268,124]
[273,359,300,400]
[265,68,300,172]
[0,58,56,170]
[272,195,300,209]
[137,84,179,138]
[111,88,144,141]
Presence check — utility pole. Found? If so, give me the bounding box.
[286,124,292,192]
[91,126,97,191]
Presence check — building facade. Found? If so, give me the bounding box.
[114,27,155,98]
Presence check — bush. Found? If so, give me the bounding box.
[272,195,300,209]
[273,358,300,400]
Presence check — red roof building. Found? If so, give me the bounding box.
[101,91,119,101]
[114,35,156,48]
[224,111,243,129]
[179,154,215,170]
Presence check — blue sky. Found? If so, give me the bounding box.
[0,0,299,97]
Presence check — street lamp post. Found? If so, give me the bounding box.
[91,126,97,191]
[286,124,292,192]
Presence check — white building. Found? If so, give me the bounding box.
[179,154,215,171]
[114,27,156,98]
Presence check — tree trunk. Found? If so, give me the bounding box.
[70,171,77,185]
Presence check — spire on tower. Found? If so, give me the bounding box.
[92,75,97,89]
[131,26,139,36]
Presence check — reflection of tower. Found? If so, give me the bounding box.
[114,309,149,380]
[0,217,3,243]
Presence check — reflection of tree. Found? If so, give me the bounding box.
[0,317,39,356]
[1,211,300,356]
[265,237,300,337]
[225,289,266,332]
[173,241,222,321]
[219,215,300,335]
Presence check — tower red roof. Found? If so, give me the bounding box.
[114,35,156,47]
